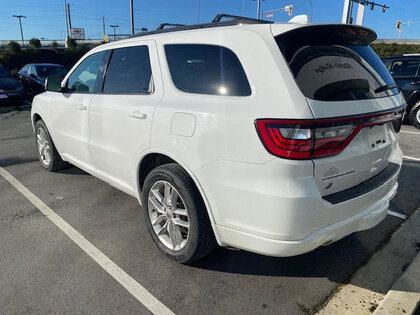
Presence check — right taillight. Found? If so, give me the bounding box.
[255,107,405,160]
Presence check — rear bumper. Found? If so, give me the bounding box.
[214,181,397,257]
[196,145,402,257]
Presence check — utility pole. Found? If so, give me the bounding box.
[64,0,69,38]
[102,17,106,36]
[67,3,72,30]
[12,15,26,45]
[110,24,119,40]
[130,0,134,35]
[257,0,261,19]
[197,0,200,23]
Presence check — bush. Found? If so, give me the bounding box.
[6,41,21,54]
[29,38,41,49]
[371,43,420,57]
[51,41,59,48]
[66,38,78,49]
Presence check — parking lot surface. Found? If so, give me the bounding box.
[1,106,419,314]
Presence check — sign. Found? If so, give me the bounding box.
[70,28,85,40]
[265,13,274,18]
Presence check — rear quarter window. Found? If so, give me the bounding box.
[390,59,420,77]
[165,44,251,96]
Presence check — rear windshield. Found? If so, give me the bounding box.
[276,26,398,101]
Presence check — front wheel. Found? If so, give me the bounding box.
[141,164,216,263]
[34,120,68,171]
[409,101,420,129]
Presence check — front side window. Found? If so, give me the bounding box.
[390,60,420,77]
[103,45,152,94]
[165,44,251,96]
[67,51,108,93]
[276,26,398,101]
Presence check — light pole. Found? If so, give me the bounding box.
[110,24,119,40]
[12,15,26,45]
[130,0,134,35]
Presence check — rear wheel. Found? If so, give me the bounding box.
[409,101,420,129]
[34,120,68,171]
[141,163,216,263]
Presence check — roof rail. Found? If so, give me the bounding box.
[157,23,186,30]
[212,14,271,24]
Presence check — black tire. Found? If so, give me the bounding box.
[409,101,420,129]
[141,163,216,263]
[34,120,68,172]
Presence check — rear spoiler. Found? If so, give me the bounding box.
[273,24,377,46]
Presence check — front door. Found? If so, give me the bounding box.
[52,51,110,165]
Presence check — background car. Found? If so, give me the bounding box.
[17,63,68,96]
[0,64,25,106]
[382,54,420,129]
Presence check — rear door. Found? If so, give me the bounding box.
[89,41,163,185]
[274,24,405,196]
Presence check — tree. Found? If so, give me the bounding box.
[51,41,59,49]
[29,38,41,49]
[6,41,21,54]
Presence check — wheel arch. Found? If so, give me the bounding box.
[136,150,221,243]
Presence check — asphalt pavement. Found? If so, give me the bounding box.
[0,105,419,314]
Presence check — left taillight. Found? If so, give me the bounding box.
[255,108,405,160]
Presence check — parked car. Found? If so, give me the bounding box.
[17,63,68,95]
[31,15,406,263]
[382,54,420,129]
[0,64,25,106]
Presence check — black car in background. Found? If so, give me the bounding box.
[17,63,68,95]
[0,64,25,106]
[382,54,420,129]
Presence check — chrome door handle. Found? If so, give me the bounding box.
[77,104,87,110]
[411,81,420,85]
[130,111,147,119]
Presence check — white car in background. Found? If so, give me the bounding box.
[31,15,406,263]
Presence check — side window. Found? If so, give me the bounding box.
[390,60,420,77]
[21,65,29,74]
[164,44,251,96]
[103,46,152,94]
[28,66,36,75]
[66,51,109,93]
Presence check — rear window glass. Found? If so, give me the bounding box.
[390,60,420,77]
[103,46,152,94]
[165,44,251,96]
[276,27,398,102]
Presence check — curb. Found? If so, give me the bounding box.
[373,252,420,314]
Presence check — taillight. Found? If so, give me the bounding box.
[255,107,405,160]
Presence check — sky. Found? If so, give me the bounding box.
[1,0,419,40]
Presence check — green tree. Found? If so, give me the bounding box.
[29,38,41,50]
[51,41,59,48]
[66,38,78,49]
[6,41,21,54]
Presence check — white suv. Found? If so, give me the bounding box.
[31,15,406,263]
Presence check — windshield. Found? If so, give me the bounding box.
[35,65,68,79]
[276,27,398,102]
[0,66,11,78]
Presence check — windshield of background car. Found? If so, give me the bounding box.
[275,25,399,101]
[36,66,68,79]
[0,66,11,78]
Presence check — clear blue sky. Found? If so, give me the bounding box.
[1,0,419,40]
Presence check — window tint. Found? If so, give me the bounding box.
[35,65,68,79]
[165,44,251,96]
[276,26,398,101]
[67,51,108,93]
[103,46,152,94]
[390,60,420,77]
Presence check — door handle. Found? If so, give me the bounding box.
[77,104,87,110]
[130,111,147,119]
[410,81,420,85]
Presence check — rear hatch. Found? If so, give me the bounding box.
[268,24,405,197]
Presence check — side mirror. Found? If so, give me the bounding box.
[45,75,62,92]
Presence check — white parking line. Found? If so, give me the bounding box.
[403,156,420,162]
[400,130,420,135]
[0,167,174,315]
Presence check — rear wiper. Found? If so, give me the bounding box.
[374,84,398,94]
